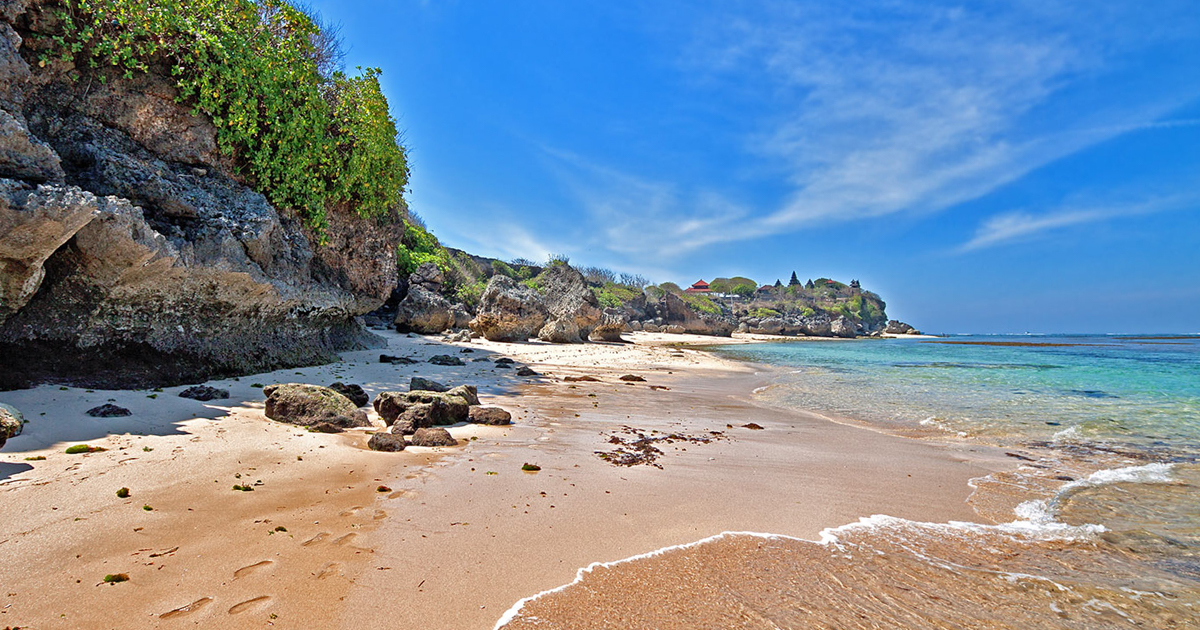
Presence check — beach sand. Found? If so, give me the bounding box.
[0,330,1012,628]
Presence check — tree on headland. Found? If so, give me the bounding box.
[806,279,815,289]
[789,272,800,286]
[774,279,783,288]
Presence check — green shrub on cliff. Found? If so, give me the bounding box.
[396,220,449,276]
[43,0,409,232]
[592,282,640,308]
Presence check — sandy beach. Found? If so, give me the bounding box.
[0,331,1013,629]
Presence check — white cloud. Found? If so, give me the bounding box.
[548,0,1200,261]
[958,197,1194,252]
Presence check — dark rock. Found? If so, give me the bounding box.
[178,385,230,401]
[619,374,646,382]
[884,320,915,335]
[409,376,448,393]
[495,363,511,369]
[516,366,538,377]
[459,348,474,353]
[564,375,600,382]
[86,403,131,418]
[494,357,514,365]
[471,357,491,362]
[367,432,405,452]
[429,355,465,366]
[469,275,547,342]
[409,427,457,447]
[468,406,512,425]
[0,402,22,448]
[373,390,470,426]
[380,354,418,365]
[262,383,369,428]
[389,404,435,434]
[328,382,369,407]
[308,421,344,434]
[393,284,454,334]
[743,423,765,430]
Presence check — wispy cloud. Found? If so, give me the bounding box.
[958,196,1194,252]
[550,0,1200,260]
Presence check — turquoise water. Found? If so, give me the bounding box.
[498,336,1200,628]
[718,335,1200,451]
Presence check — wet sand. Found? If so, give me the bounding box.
[0,330,1012,628]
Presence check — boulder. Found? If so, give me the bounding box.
[380,354,418,365]
[389,404,435,434]
[178,385,230,401]
[446,384,480,406]
[749,317,784,335]
[393,284,454,334]
[0,108,63,182]
[642,323,661,333]
[469,275,547,342]
[537,264,602,342]
[664,324,686,334]
[884,320,915,335]
[86,404,131,418]
[409,376,448,393]
[538,317,581,344]
[831,316,857,338]
[627,320,643,332]
[409,262,444,290]
[619,374,646,382]
[589,310,627,342]
[373,390,470,426]
[468,406,512,425]
[516,366,539,377]
[328,382,369,407]
[429,354,465,366]
[797,314,833,337]
[367,432,405,452]
[262,383,369,428]
[409,427,457,447]
[451,304,473,330]
[0,402,22,448]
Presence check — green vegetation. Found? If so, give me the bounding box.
[45,0,409,232]
[103,573,130,584]
[521,463,541,471]
[709,277,757,297]
[232,484,254,492]
[274,525,288,532]
[396,219,450,275]
[592,282,640,308]
[142,505,153,511]
[65,444,104,454]
[750,308,781,318]
[116,487,130,498]
[682,293,720,315]
[454,280,487,309]
[24,455,46,461]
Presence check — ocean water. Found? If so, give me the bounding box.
[496,335,1200,628]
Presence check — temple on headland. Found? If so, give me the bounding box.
[684,279,711,294]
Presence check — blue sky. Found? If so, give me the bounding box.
[308,0,1200,333]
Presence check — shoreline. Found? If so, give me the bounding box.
[0,330,1012,629]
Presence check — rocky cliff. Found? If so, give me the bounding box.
[0,1,402,388]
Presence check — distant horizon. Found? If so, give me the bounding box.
[309,0,1200,333]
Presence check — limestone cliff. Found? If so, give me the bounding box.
[0,1,402,388]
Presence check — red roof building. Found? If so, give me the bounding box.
[684,279,711,294]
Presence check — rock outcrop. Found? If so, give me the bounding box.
[328,382,369,407]
[0,4,399,389]
[537,263,601,343]
[831,315,857,338]
[179,385,229,401]
[469,275,547,342]
[373,390,471,428]
[884,320,919,335]
[367,431,405,452]
[393,284,454,334]
[263,383,369,429]
[468,406,511,425]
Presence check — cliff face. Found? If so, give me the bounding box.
[0,1,401,388]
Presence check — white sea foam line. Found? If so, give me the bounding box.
[494,462,1176,628]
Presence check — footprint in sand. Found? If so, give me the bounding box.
[338,506,364,517]
[159,597,213,619]
[330,532,357,546]
[302,532,329,546]
[233,559,273,579]
[315,562,342,579]
[228,595,272,615]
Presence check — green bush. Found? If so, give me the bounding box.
[592,282,640,308]
[682,293,720,315]
[396,220,449,276]
[455,281,487,309]
[44,0,409,232]
[751,308,780,318]
[491,260,516,279]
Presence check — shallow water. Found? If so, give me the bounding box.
[495,335,1200,628]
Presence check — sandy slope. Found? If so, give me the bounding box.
[0,330,1008,629]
